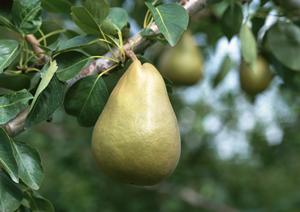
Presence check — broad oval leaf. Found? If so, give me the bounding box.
[29,194,55,212]
[0,172,23,212]
[221,2,243,39]
[26,76,66,128]
[71,6,100,35]
[56,35,96,53]
[24,192,55,212]
[0,39,20,73]
[0,128,19,183]
[57,58,91,82]
[42,0,72,14]
[84,0,109,24]
[105,7,128,31]
[11,141,44,190]
[265,21,300,71]
[0,73,31,91]
[64,75,109,127]
[0,89,33,125]
[145,3,189,46]
[240,24,257,64]
[11,0,42,34]
[0,15,17,31]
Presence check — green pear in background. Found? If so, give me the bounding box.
[239,55,273,96]
[159,31,204,86]
[92,58,181,186]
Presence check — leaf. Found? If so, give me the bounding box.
[84,0,109,24]
[56,35,96,53]
[145,3,189,46]
[212,55,232,88]
[0,172,23,212]
[240,24,257,64]
[265,21,300,71]
[29,61,58,111]
[56,58,91,82]
[0,39,20,73]
[105,7,128,31]
[71,6,100,35]
[42,0,72,14]
[221,2,243,39]
[0,15,16,31]
[0,128,19,183]
[0,73,31,91]
[11,0,42,34]
[0,89,33,125]
[27,192,54,212]
[26,76,66,127]
[64,75,109,127]
[11,141,44,190]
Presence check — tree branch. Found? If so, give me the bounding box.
[3,0,207,137]
[25,34,48,64]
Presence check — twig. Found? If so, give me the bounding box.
[25,34,48,64]
[3,0,207,137]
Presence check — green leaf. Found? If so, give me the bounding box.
[11,141,44,190]
[84,0,109,24]
[42,0,72,14]
[0,39,20,73]
[221,2,243,39]
[0,172,23,212]
[29,193,54,212]
[105,7,128,31]
[11,0,42,34]
[71,6,100,35]
[240,24,257,64]
[56,58,91,82]
[64,75,109,127]
[0,128,19,183]
[212,55,232,88]
[26,76,66,128]
[0,15,16,31]
[145,3,189,46]
[0,89,33,125]
[29,61,58,111]
[265,21,300,71]
[56,35,96,53]
[0,73,31,91]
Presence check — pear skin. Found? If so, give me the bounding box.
[159,32,204,85]
[240,55,273,96]
[92,59,181,186]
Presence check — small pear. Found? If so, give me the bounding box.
[159,32,204,85]
[92,59,181,186]
[239,55,273,95]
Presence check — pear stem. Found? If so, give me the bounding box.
[125,49,138,61]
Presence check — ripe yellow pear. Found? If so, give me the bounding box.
[92,59,181,186]
[159,32,204,85]
[239,55,273,95]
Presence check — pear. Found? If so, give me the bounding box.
[159,32,204,85]
[239,55,273,96]
[92,59,181,186]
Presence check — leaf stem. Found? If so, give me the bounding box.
[37,29,66,43]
